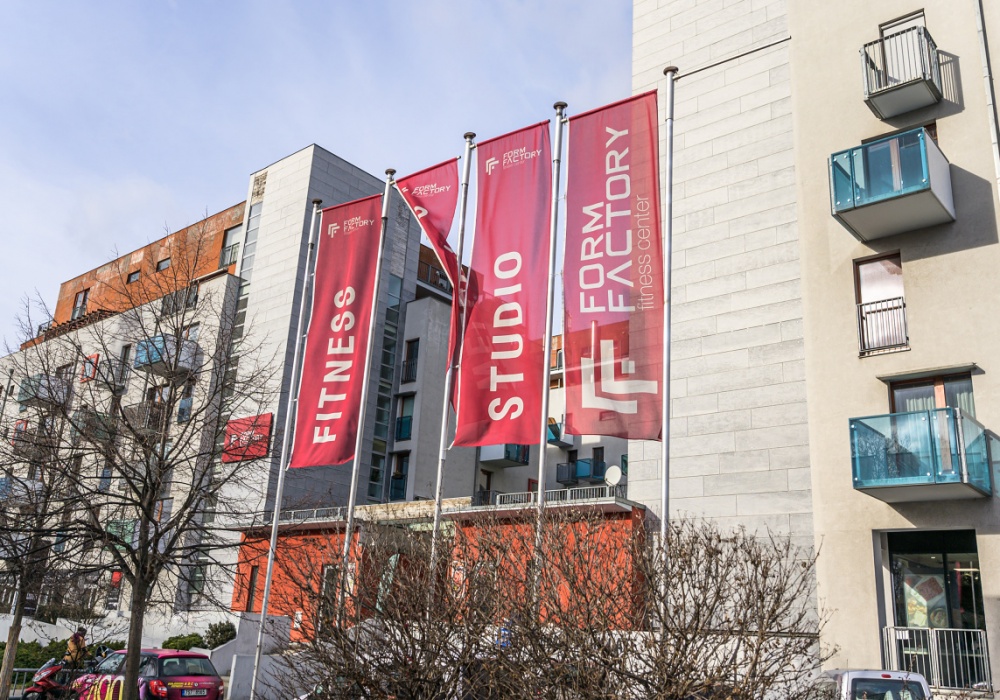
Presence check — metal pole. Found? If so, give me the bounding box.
[660,67,677,555]
[533,102,568,561]
[429,134,476,577]
[248,198,322,700]
[337,170,395,622]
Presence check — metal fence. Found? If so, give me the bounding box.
[857,296,908,354]
[8,668,38,698]
[861,26,941,98]
[883,626,992,691]
[492,484,627,508]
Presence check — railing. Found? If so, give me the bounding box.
[70,409,117,446]
[831,129,932,213]
[395,415,412,441]
[503,444,529,464]
[219,243,240,268]
[122,401,167,435]
[9,667,40,698]
[489,484,627,508]
[36,320,52,336]
[857,297,908,354]
[389,474,407,501]
[472,490,501,507]
[850,408,993,497]
[134,335,199,376]
[862,26,941,100]
[883,626,992,691]
[417,260,453,294]
[401,358,418,384]
[18,374,71,406]
[557,459,607,484]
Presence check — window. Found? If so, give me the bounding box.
[891,374,975,416]
[80,353,100,382]
[127,270,140,284]
[855,254,907,354]
[177,381,194,423]
[395,395,414,440]
[592,446,605,467]
[182,323,200,341]
[138,656,158,678]
[72,289,89,320]
[156,258,171,272]
[147,384,171,404]
[245,565,259,612]
[390,453,409,501]
[402,339,419,383]
[220,225,242,268]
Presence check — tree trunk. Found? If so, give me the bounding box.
[121,576,148,700]
[0,580,28,700]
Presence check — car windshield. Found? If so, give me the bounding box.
[850,679,927,699]
[95,654,125,674]
[159,657,218,677]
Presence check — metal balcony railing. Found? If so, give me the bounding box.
[122,401,167,436]
[401,358,418,384]
[862,26,942,119]
[219,243,240,268]
[850,407,994,502]
[857,296,908,354]
[18,374,71,407]
[395,415,412,441]
[556,459,607,485]
[883,626,992,691]
[482,484,627,508]
[417,260,453,294]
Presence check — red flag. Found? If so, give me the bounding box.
[563,92,663,439]
[396,160,461,401]
[454,122,552,447]
[290,195,383,468]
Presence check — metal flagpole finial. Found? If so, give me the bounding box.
[554,101,567,110]
[385,168,396,179]
[663,65,679,75]
[312,198,323,206]
[464,132,476,140]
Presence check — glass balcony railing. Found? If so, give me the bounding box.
[134,336,198,379]
[416,260,453,294]
[849,408,994,502]
[395,415,412,441]
[18,374,71,407]
[556,459,608,485]
[479,443,530,467]
[830,127,954,241]
[546,421,575,448]
[861,26,942,119]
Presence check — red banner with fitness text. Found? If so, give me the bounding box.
[396,160,461,403]
[454,122,552,447]
[290,195,383,467]
[563,92,663,440]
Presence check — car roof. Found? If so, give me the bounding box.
[111,649,210,659]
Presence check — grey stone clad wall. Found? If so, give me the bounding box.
[629,0,812,545]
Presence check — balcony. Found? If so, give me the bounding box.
[134,336,198,380]
[11,427,56,463]
[18,374,71,408]
[849,408,994,502]
[470,484,629,509]
[556,459,607,486]
[479,443,530,468]
[71,409,117,447]
[416,260,453,295]
[830,128,954,241]
[401,359,418,384]
[93,359,129,394]
[857,297,908,355]
[395,415,412,441]
[546,421,575,449]
[122,401,167,437]
[861,26,942,119]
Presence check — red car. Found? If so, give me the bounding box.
[73,649,225,700]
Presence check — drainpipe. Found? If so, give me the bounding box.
[973,0,1000,197]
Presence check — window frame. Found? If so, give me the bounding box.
[156,258,171,272]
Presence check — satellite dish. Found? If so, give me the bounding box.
[605,465,623,486]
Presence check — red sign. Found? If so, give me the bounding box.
[396,160,461,402]
[454,122,552,447]
[222,413,273,463]
[290,195,383,468]
[563,92,663,439]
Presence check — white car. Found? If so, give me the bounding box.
[815,669,932,699]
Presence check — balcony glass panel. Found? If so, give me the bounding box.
[830,128,954,241]
[850,408,992,501]
[395,416,412,441]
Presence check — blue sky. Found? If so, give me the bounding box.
[0,1,631,347]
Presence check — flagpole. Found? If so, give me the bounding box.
[429,133,476,578]
[660,67,678,557]
[337,169,395,623]
[533,101,567,554]
[248,198,322,700]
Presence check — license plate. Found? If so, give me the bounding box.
[182,691,207,697]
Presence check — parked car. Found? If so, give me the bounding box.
[814,669,932,699]
[72,649,224,700]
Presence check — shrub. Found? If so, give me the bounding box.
[203,621,236,649]
[161,633,204,651]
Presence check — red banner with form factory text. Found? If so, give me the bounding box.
[563,92,663,439]
[454,122,551,446]
[396,160,461,402]
[290,195,382,467]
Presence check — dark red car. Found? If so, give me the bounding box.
[73,649,224,700]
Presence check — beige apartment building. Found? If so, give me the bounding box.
[633,0,1000,690]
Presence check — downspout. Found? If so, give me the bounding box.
[973,0,1000,197]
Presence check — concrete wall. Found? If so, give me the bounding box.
[630,0,813,546]
[787,0,1000,672]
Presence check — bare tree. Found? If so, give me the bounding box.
[269,506,831,699]
[0,224,278,700]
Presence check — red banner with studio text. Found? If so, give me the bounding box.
[563,92,663,439]
[454,122,552,446]
[396,160,461,401]
[290,195,383,467]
